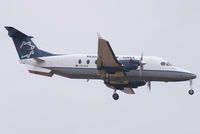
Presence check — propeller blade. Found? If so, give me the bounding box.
[140,52,143,61]
[139,65,143,78]
[147,81,151,92]
[139,52,144,78]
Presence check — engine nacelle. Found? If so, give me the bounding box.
[107,80,146,90]
[119,59,140,72]
[103,59,141,74]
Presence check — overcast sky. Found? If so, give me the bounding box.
[0,0,200,134]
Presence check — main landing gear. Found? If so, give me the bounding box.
[112,90,119,100]
[189,80,194,95]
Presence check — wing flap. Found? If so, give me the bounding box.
[122,87,135,94]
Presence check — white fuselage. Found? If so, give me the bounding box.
[20,54,196,82]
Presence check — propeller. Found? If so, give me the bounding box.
[147,81,151,92]
[139,52,146,78]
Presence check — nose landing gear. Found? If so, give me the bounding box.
[189,89,194,95]
[189,80,194,95]
[112,90,119,100]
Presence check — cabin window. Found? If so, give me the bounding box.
[87,59,90,64]
[78,59,82,64]
[95,60,97,64]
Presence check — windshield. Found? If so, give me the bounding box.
[166,62,172,66]
[161,62,173,66]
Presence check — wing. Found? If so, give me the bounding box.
[97,38,121,68]
[96,37,146,95]
[96,37,126,79]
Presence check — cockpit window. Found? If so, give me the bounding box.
[161,62,173,66]
[161,62,165,66]
[166,62,172,66]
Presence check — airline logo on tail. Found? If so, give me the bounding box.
[19,41,35,59]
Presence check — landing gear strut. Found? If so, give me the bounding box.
[189,80,194,95]
[112,90,119,100]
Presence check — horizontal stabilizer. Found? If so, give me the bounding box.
[33,58,45,63]
[26,65,54,77]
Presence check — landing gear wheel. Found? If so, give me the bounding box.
[189,89,194,95]
[112,93,119,100]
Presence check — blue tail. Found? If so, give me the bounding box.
[5,26,53,59]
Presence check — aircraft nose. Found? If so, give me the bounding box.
[190,73,197,79]
[174,67,196,80]
[184,72,197,80]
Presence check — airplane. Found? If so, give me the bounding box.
[5,26,197,100]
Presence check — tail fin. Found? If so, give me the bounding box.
[5,26,53,59]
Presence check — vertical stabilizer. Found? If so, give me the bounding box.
[5,26,49,59]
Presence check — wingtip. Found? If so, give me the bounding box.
[97,32,102,39]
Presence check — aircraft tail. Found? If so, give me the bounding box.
[5,26,53,59]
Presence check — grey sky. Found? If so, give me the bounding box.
[0,0,200,134]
